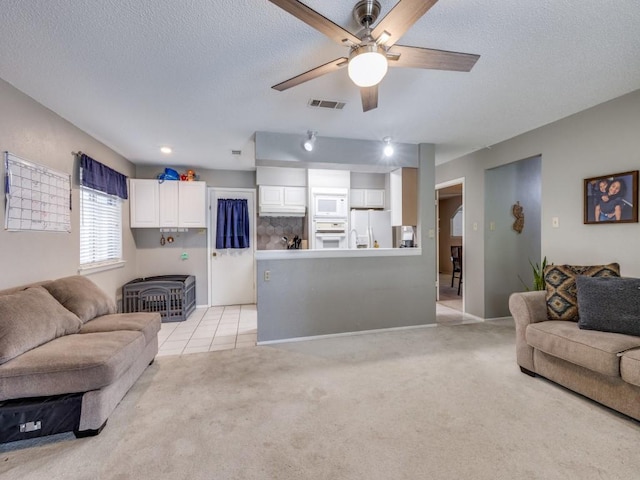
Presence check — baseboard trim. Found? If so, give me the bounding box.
[257,323,438,346]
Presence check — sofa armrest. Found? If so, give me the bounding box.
[509,291,547,372]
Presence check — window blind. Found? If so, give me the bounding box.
[80,186,122,267]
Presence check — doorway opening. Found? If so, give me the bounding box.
[436,179,464,312]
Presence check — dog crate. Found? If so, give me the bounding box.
[122,275,196,322]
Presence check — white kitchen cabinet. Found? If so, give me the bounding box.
[130,179,206,228]
[130,179,160,227]
[158,181,179,227]
[259,186,306,216]
[178,181,207,227]
[283,187,306,206]
[259,185,285,206]
[351,188,385,209]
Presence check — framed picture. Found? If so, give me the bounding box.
[584,170,638,224]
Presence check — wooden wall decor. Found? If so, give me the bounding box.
[512,201,524,233]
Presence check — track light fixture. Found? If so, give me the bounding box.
[303,130,317,152]
[383,136,394,157]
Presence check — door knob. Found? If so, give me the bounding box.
[212,252,217,257]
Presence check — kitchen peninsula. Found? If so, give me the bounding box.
[255,138,437,343]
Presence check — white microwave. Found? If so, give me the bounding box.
[313,191,348,218]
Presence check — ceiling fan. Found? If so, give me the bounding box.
[268,0,480,112]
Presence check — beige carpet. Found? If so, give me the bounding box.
[2,320,639,479]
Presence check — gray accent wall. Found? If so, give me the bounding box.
[484,156,541,318]
[255,131,418,171]
[436,89,640,318]
[0,78,137,299]
[257,144,436,342]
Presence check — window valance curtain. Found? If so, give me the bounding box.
[79,153,128,200]
[216,199,250,249]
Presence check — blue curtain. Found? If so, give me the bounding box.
[79,153,128,199]
[216,199,250,249]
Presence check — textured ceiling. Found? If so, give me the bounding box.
[1,1,639,171]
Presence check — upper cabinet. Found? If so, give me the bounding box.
[177,181,207,227]
[258,186,306,217]
[130,179,159,228]
[130,179,207,228]
[350,188,385,209]
[390,168,418,226]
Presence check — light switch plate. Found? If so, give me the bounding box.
[552,217,559,228]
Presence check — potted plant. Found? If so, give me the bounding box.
[519,257,548,291]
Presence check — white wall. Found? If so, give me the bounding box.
[436,89,640,318]
[0,78,137,299]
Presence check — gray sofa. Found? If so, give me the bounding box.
[0,275,160,442]
[509,290,640,421]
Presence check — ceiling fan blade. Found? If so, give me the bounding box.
[268,0,360,46]
[272,58,349,91]
[387,45,480,72]
[361,85,378,112]
[372,0,439,47]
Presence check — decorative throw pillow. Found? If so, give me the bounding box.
[544,263,620,321]
[576,276,640,336]
[43,275,116,323]
[0,286,83,364]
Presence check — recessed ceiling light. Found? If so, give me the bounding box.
[160,146,172,154]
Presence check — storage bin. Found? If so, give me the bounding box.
[122,275,196,322]
[0,394,83,443]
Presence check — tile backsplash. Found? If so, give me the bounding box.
[257,216,306,250]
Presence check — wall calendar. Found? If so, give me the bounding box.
[4,151,71,232]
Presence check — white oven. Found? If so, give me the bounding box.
[313,221,348,249]
[313,189,348,218]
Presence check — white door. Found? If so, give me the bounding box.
[209,188,256,306]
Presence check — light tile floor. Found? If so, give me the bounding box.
[157,304,257,357]
[157,303,480,357]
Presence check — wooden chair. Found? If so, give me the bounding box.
[450,246,462,295]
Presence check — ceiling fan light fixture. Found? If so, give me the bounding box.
[303,130,316,152]
[383,136,394,157]
[348,44,388,88]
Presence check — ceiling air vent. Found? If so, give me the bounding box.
[308,99,346,110]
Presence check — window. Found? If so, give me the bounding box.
[80,186,122,269]
[451,206,463,237]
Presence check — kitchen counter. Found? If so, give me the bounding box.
[256,247,421,260]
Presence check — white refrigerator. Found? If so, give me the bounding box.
[350,210,393,248]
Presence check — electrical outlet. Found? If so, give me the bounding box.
[489,221,496,231]
[264,270,271,281]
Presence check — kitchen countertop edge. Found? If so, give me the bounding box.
[256,248,422,260]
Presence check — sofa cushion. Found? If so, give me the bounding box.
[0,331,145,401]
[544,263,620,321]
[620,348,640,387]
[79,312,161,344]
[576,276,640,336]
[0,286,83,365]
[526,320,640,377]
[43,275,116,323]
